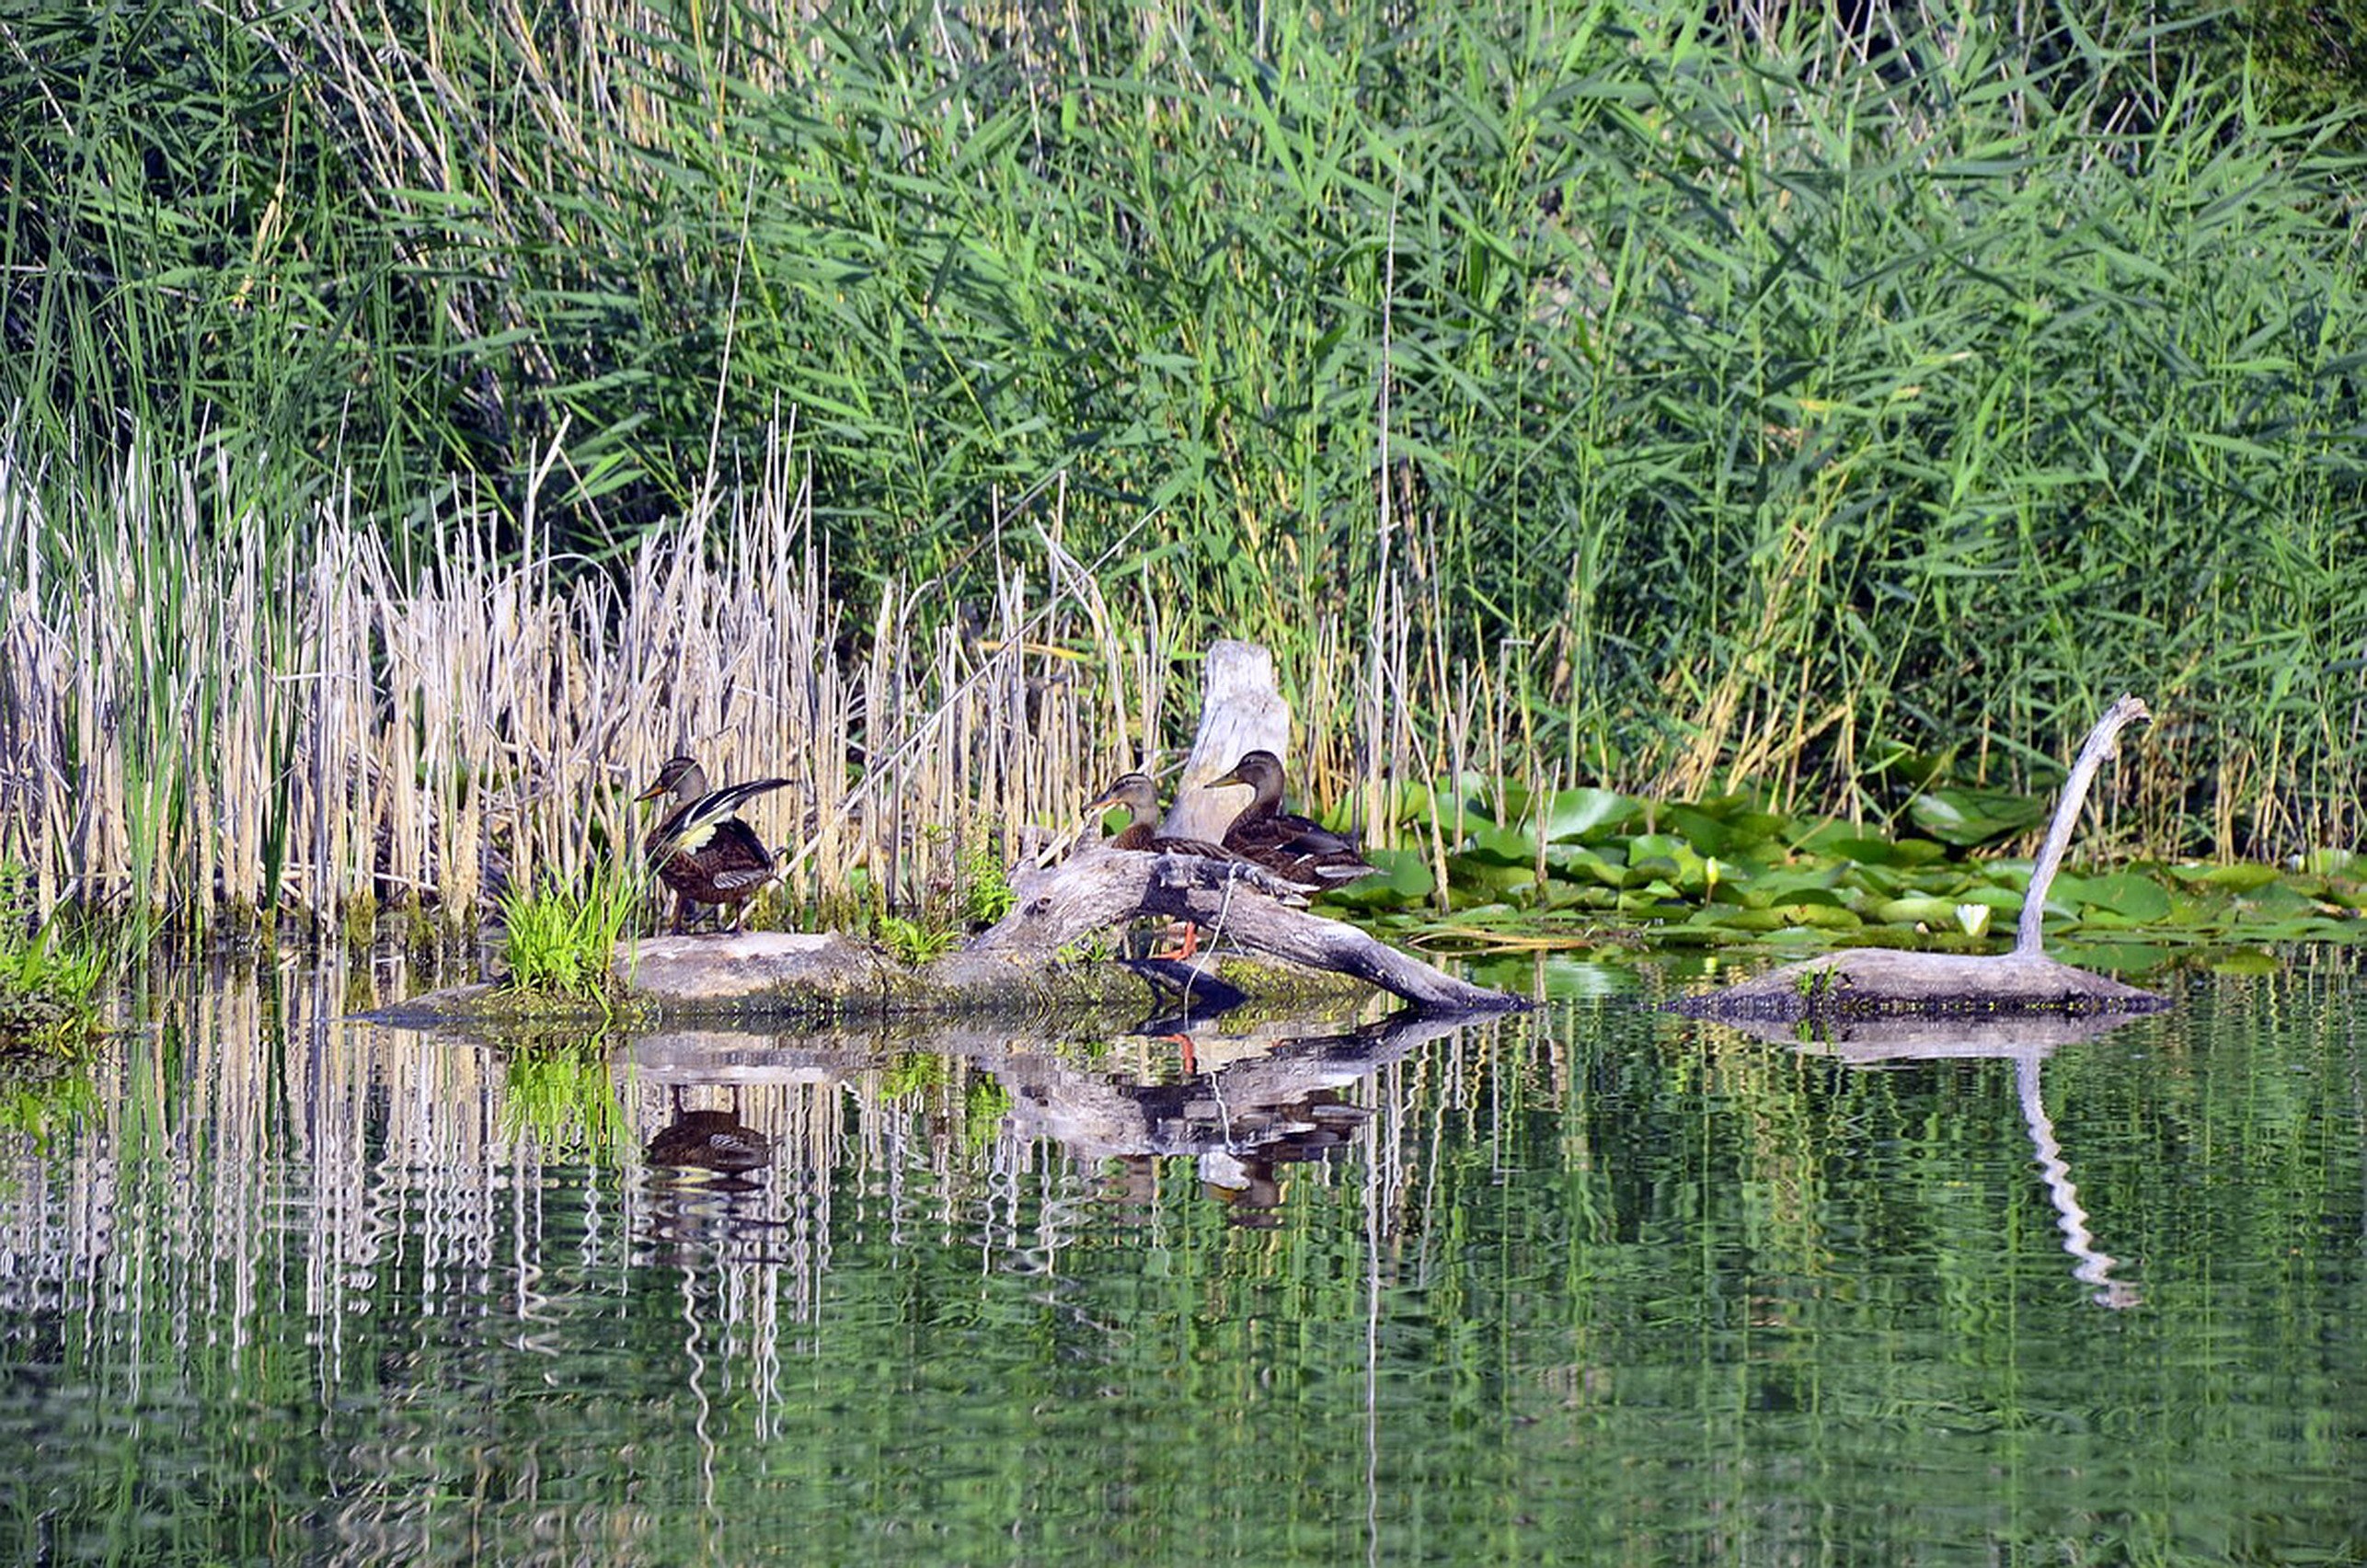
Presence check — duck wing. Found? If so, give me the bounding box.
[1225,810,1376,885]
[648,777,790,863]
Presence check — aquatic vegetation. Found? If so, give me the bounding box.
[1337,780,2367,962]
[498,1041,631,1165]
[0,467,1159,935]
[3,0,2362,944]
[0,1058,98,1144]
[958,839,1017,926]
[497,867,641,1012]
[0,910,105,1055]
[876,914,959,968]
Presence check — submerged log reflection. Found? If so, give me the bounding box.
[1734,1010,2148,1310]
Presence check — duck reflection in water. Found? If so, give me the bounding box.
[645,1085,776,1189]
[1200,1098,1370,1228]
[1068,1011,1408,1228]
[640,1084,784,1275]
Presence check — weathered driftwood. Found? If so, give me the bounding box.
[374,637,1515,1025]
[372,920,1395,1026]
[1161,639,1293,843]
[1673,947,2168,1023]
[396,847,1516,1021]
[1672,693,2167,1022]
[971,846,1528,1013]
[631,922,1401,1018]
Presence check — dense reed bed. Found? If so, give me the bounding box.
[0,425,2318,935]
[4,0,2364,917]
[0,437,1213,929]
[4,427,1693,931]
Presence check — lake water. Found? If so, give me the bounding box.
[3,950,2361,1564]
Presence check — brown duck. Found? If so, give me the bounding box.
[637,754,790,933]
[1086,771,1233,959]
[1204,750,1377,889]
[1086,772,1234,859]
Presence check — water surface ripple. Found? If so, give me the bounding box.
[1,957,2361,1563]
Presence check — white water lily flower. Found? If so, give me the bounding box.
[1956,903,1992,937]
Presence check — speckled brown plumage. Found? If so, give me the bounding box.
[1205,750,1376,889]
[637,754,790,933]
[1086,773,1233,859]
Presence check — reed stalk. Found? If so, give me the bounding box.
[3,0,2362,913]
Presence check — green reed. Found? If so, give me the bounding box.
[498,864,644,1011]
[3,0,2362,909]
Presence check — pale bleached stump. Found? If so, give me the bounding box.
[1160,639,1293,843]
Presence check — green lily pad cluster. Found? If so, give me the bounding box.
[1318,781,2366,957]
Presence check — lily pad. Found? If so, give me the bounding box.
[1542,843,1626,887]
[2052,871,2173,923]
[1661,803,1782,857]
[1534,787,1644,842]
[1461,822,1538,867]
[1443,854,1538,896]
[1825,835,1950,868]
[1695,907,1792,933]
[1908,787,2049,847]
[1867,895,1972,928]
[2233,880,2321,919]
[1768,902,1863,932]
[1741,883,1849,912]
[1322,848,1435,909]
[2167,861,2281,893]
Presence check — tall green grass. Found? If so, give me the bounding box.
[498,864,643,1012]
[3,0,2362,903]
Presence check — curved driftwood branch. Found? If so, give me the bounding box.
[971,847,1529,1013]
[1673,693,2166,1023]
[2016,692,2151,956]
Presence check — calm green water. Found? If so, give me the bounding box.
[2,955,2362,1565]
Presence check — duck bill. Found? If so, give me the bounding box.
[1203,767,1246,790]
[634,778,669,802]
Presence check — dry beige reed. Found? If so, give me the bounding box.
[0,449,1231,932]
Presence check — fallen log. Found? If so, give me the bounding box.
[374,636,1522,1026]
[369,925,1385,1026]
[969,845,1530,1013]
[1672,693,2168,1023]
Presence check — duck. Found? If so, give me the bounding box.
[636,754,791,933]
[1085,771,1235,959]
[646,1087,775,1176]
[1203,750,1377,889]
[1086,772,1234,859]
